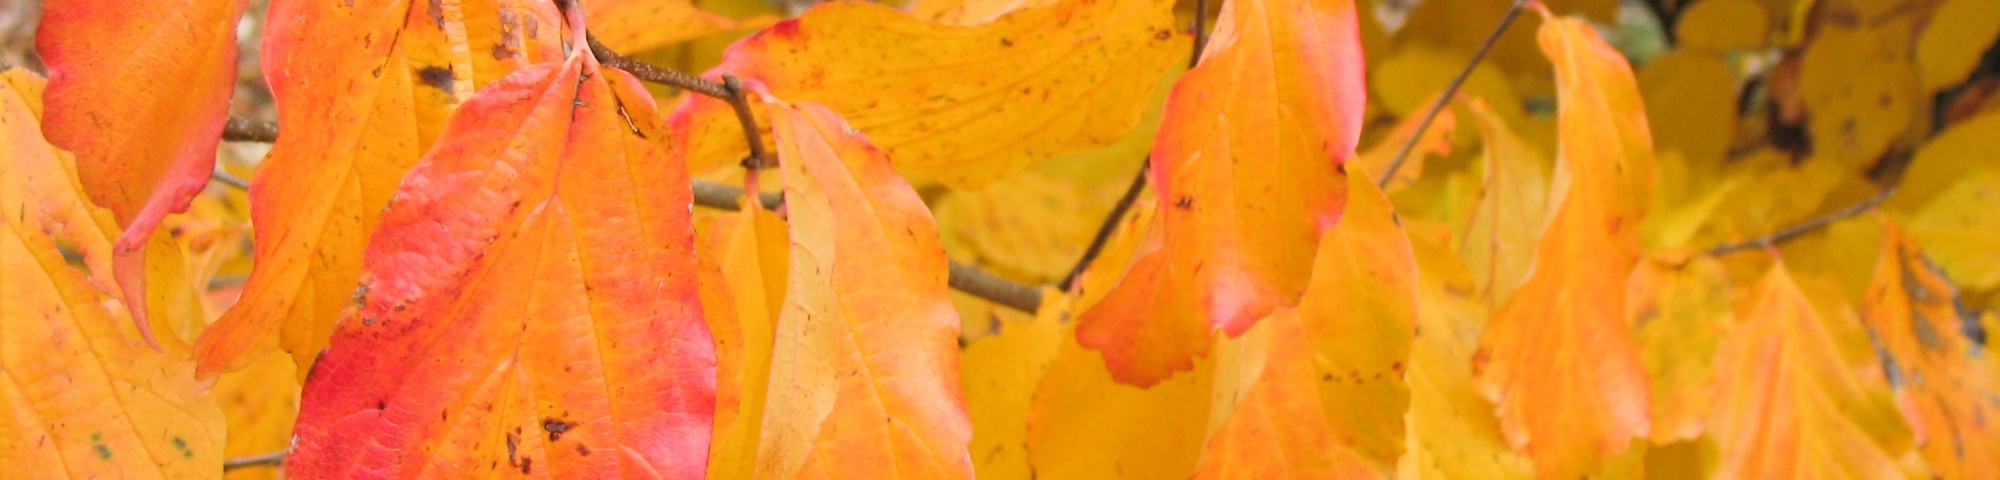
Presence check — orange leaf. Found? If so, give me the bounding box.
[1,67,226,478]
[1470,13,1655,478]
[669,0,1184,186]
[36,0,249,346]
[1193,169,1415,479]
[1864,220,2000,479]
[287,27,714,477]
[1710,261,1920,478]
[757,101,971,478]
[194,0,564,378]
[1076,0,1367,386]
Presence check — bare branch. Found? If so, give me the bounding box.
[685,180,1047,313]
[586,35,731,100]
[1058,161,1148,291]
[223,116,278,143]
[1705,185,1897,256]
[1378,0,1529,188]
[722,75,771,170]
[211,170,250,191]
[222,448,288,470]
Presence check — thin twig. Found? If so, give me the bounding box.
[222,116,278,143]
[722,75,771,170]
[1058,162,1148,291]
[1190,0,1209,68]
[688,180,1044,313]
[211,170,250,191]
[222,448,288,470]
[1052,0,1215,292]
[1705,186,1897,256]
[1378,0,1529,188]
[586,35,731,100]
[949,262,1044,314]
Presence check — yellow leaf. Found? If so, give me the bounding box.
[1916,0,2000,92]
[212,353,300,480]
[1458,96,1552,305]
[1901,169,2000,292]
[961,289,1069,479]
[1866,220,2000,479]
[1638,50,1739,166]
[910,0,1060,26]
[586,0,737,53]
[1799,21,1924,167]
[1627,256,1735,443]
[1370,46,1522,120]
[1397,223,1534,480]
[704,201,790,480]
[1355,96,1458,193]
[671,0,1185,187]
[0,67,226,479]
[1675,0,1770,51]
[1892,110,2000,211]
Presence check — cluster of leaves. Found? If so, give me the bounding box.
[3,0,1999,478]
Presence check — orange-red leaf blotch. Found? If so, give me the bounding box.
[194,0,563,378]
[1470,13,1655,478]
[36,0,250,347]
[1076,0,1367,386]
[1864,220,2000,479]
[286,48,715,478]
[758,101,973,478]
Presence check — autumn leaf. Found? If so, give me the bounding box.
[756,100,971,478]
[1399,224,1534,480]
[1075,0,1367,386]
[1457,96,1551,304]
[702,201,789,480]
[35,0,249,346]
[1194,168,1416,479]
[1471,12,1655,478]
[670,0,1184,186]
[586,0,737,53]
[1863,220,2000,479]
[195,0,563,378]
[960,289,1069,479]
[1710,260,1922,479]
[1,67,226,479]
[1627,255,1734,443]
[212,353,299,480]
[287,21,715,477]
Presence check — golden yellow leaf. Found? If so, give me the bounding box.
[1355,97,1458,193]
[705,201,790,480]
[1638,50,1739,167]
[910,0,1060,26]
[1675,0,1770,51]
[0,67,226,479]
[1397,222,1534,480]
[1457,96,1552,305]
[1901,169,2000,292]
[1369,46,1522,120]
[961,289,1068,479]
[1916,0,2000,92]
[586,0,736,53]
[671,0,1185,187]
[212,353,299,480]
[1627,256,1735,443]
[1799,21,1925,167]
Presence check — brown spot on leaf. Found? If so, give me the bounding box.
[418,65,455,95]
[543,418,575,441]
